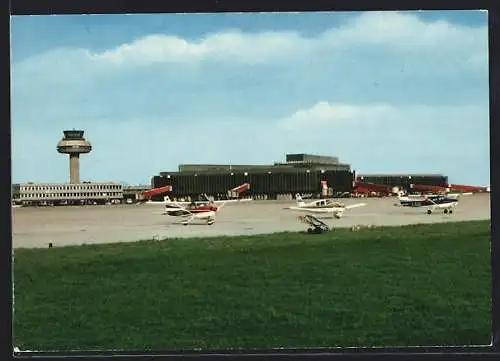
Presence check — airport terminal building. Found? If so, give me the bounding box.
[18,182,124,206]
[151,153,356,200]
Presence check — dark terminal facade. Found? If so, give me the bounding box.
[151,153,449,200]
[151,154,354,200]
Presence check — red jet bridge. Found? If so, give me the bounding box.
[143,185,173,199]
[228,182,251,198]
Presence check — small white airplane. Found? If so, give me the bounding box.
[397,195,459,214]
[422,196,459,215]
[161,201,227,225]
[285,193,366,219]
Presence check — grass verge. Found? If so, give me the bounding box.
[13,220,491,351]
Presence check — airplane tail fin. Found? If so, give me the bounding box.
[202,193,212,202]
[295,193,305,206]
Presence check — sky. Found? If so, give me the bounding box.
[10,10,490,186]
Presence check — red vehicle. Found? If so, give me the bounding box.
[409,184,448,194]
[353,182,392,197]
[449,184,488,193]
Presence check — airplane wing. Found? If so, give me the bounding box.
[211,198,253,205]
[164,203,189,211]
[164,205,187,210]
[143,200,169,205]
[422,198,438,207]
[143,199,190,206]
[344,203,366,210]
[163,208,192,217]
[198,193,252,206]
[164,200,191,207]
[447,192,472,199]
[287,206,337,213]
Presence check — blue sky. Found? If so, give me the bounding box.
[10,10,490,185]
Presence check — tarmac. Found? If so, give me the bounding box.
[12,194,491,249]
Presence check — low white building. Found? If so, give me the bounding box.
[19,182,124,205]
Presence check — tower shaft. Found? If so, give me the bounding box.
[69,154,80,184]
[57,130,92,184]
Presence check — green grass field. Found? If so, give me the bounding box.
[13,220,492,351]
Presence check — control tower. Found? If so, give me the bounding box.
[57,130,92,184]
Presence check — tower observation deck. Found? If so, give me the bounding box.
[57,130,92,184]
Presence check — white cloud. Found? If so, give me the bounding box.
[276,101,489,159]
[12,11,487,77]
[329,11,486,51]
[91,30,304,66]
[278,100,489,131]
[90,12,485,67]
[279,102,398,131]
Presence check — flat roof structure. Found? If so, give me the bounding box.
[170,153,351,175]
[286,153,339,164]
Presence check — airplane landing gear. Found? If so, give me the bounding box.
[207,217,215,225]
[427,209,432,215]
[444,209,448,214]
